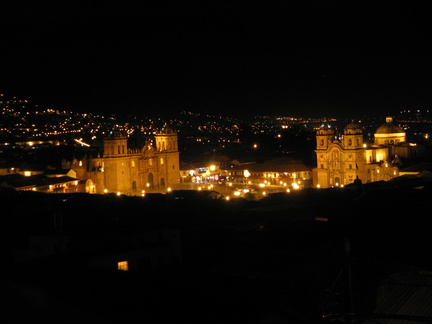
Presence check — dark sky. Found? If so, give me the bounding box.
[2,1,432,118]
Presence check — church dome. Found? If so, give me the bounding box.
[374,117,406,145]
[376,117,404,134]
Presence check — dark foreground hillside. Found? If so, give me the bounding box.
[1,183,432,323]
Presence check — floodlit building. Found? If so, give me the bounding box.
[313,118,402,188]
[227,159,312,189]
[374,116,406,145]
[62,126,180,194]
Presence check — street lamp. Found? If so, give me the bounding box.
[243,169,251,185]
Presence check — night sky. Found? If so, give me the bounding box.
[2,1,432,118]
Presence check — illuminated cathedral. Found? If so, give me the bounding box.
[63,126,180,194]
[312,117,404,188]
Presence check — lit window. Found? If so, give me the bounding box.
[118,261,128,271]
[160,158,164,165]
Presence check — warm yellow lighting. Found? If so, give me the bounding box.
[228,182,233,186]
[198,187,202,191]
[317,184,321,188]
[244,170,251,178]
[243,189,250,193]
[104,189,108,193]
[292,183,300,189]
[116,192,121,196]
[209,165,216,172]
[24,171,31,177]
[167,187,172,192]
[363,144,367,148]
[28,141,34,146]
[286,188,291,193]
[262,191,266,196]
[234,191,241,196]
[253,144,258,149]
[117,261,128,271]
[146,183,150,187]
[225,196,230,200]
[259,183,265,188]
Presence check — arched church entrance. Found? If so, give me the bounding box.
[148,173,154,189]
[85,179,95,193]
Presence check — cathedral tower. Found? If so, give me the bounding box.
[343,121,364,149]
[153,126,180,189]
[102,128,134,192]
[104,128,128,157]
[316,125,335,150]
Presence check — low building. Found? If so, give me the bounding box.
[226,158,312,189]
[0,173,79,192]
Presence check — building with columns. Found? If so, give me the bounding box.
[63,126,180,194]
[312,118,402,188]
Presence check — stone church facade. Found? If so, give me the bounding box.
[63,127,180,194]
[312,118,403,188]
